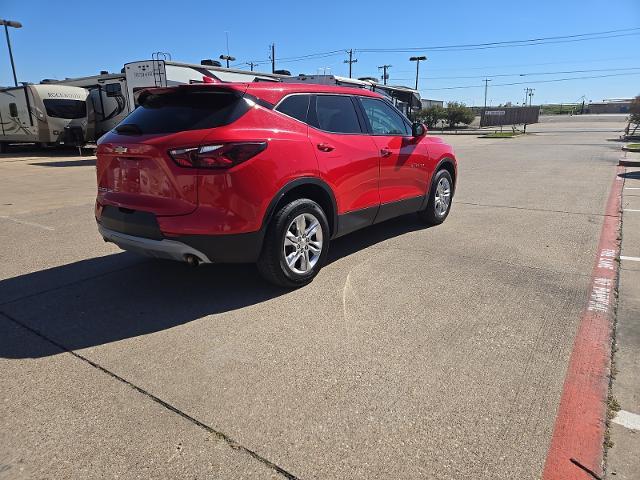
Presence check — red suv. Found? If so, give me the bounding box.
[95,83,457,287]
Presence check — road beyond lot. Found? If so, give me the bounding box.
[0,116,628,479]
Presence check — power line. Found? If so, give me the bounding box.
[229,28,639,70]
[391,56,638,74]
[392,66,640,82]
[356,27,640,53]
[423,71,640,91]
[230,50,344,68]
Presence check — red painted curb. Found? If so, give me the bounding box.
[542,167,623,480]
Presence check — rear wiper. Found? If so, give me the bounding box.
[115,123,143,135]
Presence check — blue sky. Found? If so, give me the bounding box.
[2,0,639,105]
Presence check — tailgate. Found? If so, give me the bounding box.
[96,84,250,217]
[97,134,198,216]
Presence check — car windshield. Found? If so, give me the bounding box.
[43,99,87,119]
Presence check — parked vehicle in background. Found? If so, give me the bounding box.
[0,84,93,152]
[42,72,129,140]
[95,83,456,287]
[280,74,421,117]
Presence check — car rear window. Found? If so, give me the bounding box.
[115,89,248,135]
[43,99,87,119]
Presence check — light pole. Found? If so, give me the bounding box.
[1,19,22,87]
[219,54,235,68]
[409,55,426,90]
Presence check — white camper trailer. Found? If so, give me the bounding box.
[42,73,129,140]
[123,59,284,108]
[280,75,422,116]
[0,84,93,152]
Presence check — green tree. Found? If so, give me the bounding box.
[415,106,446,128]
[445,102,475,128]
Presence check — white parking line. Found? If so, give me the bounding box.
[612,410,640,431]
[624,209,640,212]
[620,256,640,262]
[0,216,55,231]
[625,187,640,190]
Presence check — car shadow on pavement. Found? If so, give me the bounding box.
[29,159,96,167]
[0,214,429,359]
[0,147,92,159]
[619,171,640,180]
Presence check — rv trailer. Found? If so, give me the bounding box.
[280,74,422,116]
[0,84,93,152]
[123,60,285,108]
[42,73,128,140]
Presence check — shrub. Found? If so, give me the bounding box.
[415,105,446,128]
[445,102,475,128]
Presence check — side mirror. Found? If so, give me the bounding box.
[412,122,426,137]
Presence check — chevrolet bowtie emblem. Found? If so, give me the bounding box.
[114,146,128,154]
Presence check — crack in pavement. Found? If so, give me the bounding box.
[366,244,592,279]
[457,201,615,217]
[0,311,299,480]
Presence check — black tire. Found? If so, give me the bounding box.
[418,169,454,225]
[257,198,330,288]
[0,142,8,154]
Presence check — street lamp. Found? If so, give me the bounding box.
[409,55,426,90]
[219,54,236,68]
[1,19,22,87]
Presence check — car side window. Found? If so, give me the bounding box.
[311,95,362,134]
[359,97,409,136]
[275,94,310,123]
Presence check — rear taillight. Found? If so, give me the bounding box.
[169,142,267,169]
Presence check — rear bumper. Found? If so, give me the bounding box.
[99,225,212,263]
[96,204,265,263]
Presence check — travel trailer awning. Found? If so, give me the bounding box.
[373,84,422,110]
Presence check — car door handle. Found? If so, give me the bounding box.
[380,147,392,157]
[317,143,334,152]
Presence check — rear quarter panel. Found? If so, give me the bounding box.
[186,105,319,235]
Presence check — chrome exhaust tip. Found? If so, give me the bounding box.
[185,254,201,267]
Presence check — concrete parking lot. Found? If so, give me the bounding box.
[0,116,629,479]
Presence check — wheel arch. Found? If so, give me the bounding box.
[435,157,457,193]
[420,157,457,210]
[262,177,338,237]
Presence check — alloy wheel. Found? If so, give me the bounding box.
[283,213,323,274]
[434,177,451,216]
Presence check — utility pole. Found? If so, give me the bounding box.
[270,43,275,74]
[378,64,391,85]
[409,55,427,91]
[523,88,529,106]
[344,49,357,78]
[483,79,491,110]
[1,19,22,87]
[528,88,535,106]
[247,61,256,72]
